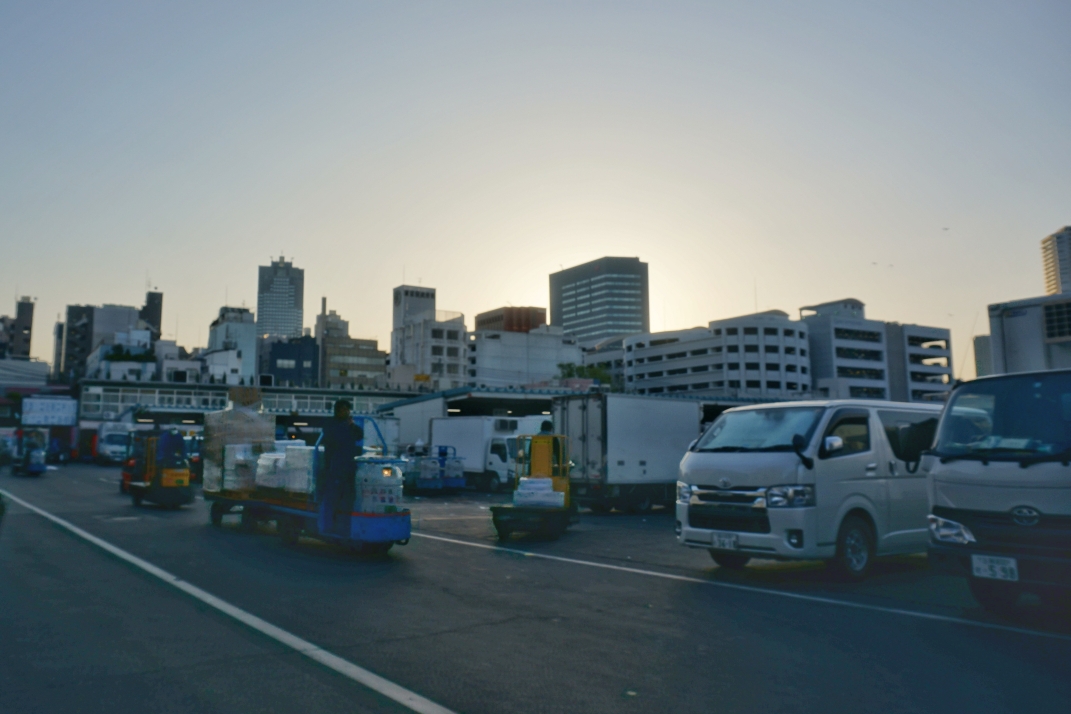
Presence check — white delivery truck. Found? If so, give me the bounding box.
[97,421,136,463]
[926,369,1071,613]
[676,399,941,579]
[556,393,703,513]
[429,415,547,491]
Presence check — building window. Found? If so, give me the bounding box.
[712,363,723,370]
[766,363,780,371]
[764,327,778,336]
[786,382,798,390]
[802,366,808,374]
[667,385,688,392]
[447,364,459,374]
[836,347,883,361]
[765,345,779,353]
[746,380,761,388]
[648,371,664,378]
[727,363,739,370]
[784,329,795,337]
[690,349,708,356]
[767,381,781,389]
[849,386,886,399]
[447,330,459,340]
[728,380,740,388]
[431,346,444,356]
[647,355,662,362]
[447,347,459,357]
[801,349,807,357]
[712,346,722,353]
[743,327,758,335]
[786,364,798,372]
[667,351,687,360]
[276,359,296,369]
[691,383,709,390]
[785,346,796,355]
[303,360,312,368]
[691,365,709,372]
[667,368,687,375]
[745,362,760,371]
[648,387,664,394]
[744,345,758,353]
[725,328,738,336]
[834,327,882,343]
[431,364,444,374]
[431,329,444,339]
[837,366,885,380]
[713,329,722,336]
[727,345,739,353]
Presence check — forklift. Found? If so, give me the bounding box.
[127,429,195,509]
[490,433,578,540]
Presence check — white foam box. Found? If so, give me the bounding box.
[203,461,223,492]
[255,453,287,488]
[517,477,554,492]
[513,490,565,508]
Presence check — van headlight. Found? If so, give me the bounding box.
[766,485,815,508]
[677,481,694,503]
[927,514,976,544]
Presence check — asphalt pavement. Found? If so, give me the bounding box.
[2,463,1069,713]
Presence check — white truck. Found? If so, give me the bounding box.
[555,393,703,513]
[429,415,548,491]
[97,421,136,463]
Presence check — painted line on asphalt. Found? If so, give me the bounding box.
[411,532,1071,643]
[0,489,456,714]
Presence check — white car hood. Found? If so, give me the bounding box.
[680,451,805,488]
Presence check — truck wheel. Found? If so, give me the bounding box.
[831,515,875,581]
[486,473,502,493]
[710,551,750,569]
[210,502,226,527]
[969,578,1021,614]
[627,496,653,514]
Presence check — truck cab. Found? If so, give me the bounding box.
[677,399,940,578]
[926,369,1071,612]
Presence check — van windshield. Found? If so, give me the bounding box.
[694,407,825,452]
[103,433,130,446]
[934,372,1071,462]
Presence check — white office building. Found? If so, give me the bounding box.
[623,310,812,397]
[389,285,467,390]
[467,325,583,388]
[988,292,1071,373]
[204,307,257,384]
[802,299,952,402]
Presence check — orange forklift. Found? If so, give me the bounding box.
[125,429,195,508]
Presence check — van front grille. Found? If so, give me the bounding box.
[688,504,771,533]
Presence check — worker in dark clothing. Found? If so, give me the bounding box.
[319,400,364,534]
[538,420,554,435]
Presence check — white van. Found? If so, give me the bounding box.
[926,369,1071,613]
[676,399,941,579]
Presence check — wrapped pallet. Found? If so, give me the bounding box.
[255,452,287,489]
[283,444,317,494]
[202,407,276,493]
[513,477,564,507]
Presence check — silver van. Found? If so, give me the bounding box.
[676,399,941,579]
[926,369,1071,613]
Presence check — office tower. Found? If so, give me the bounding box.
[0,297,34,359]
[139,291,164,341]
[256,256,304,339]
[549,257,649,344]
[1042,227,1071,295]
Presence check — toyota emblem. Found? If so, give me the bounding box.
[1011,506,1040,527]
[719,477,732,489]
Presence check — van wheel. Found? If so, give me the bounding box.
[710,552,750,569]
[969,579,1021,614]
[831,516,874,581]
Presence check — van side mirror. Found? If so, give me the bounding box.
[823,435,844,454]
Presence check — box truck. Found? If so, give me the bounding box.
[555,393,702,513]
[429,415,547,491]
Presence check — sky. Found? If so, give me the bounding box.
[2,1,1069,378]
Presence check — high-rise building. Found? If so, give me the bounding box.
[0,297,34,360]
[549,257,649,344]
[256,256,304,340]
[58,303,141,382]
[205,307,258,384]
[474,306,546,333]
[1042,227,1071,295]
[139,291,164,341]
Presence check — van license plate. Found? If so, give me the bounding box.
[711,531,738,550]
[971,555,1018,582]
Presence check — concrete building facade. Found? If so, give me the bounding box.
[474,306,546,333]
[0,297,34,360]
[390,285,467,391]
[987,292,1071,374]
[268,335,319,388]
[1042,226,1071,295]
[317,299,386,390]
[205,307,257,384]
[256,256,304,340]
[623,311,812,398]
[466,325,582,388]
[549,257,649,344]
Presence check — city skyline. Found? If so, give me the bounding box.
[2,3,1069,378]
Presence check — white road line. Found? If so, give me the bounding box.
[411,532,1071,643]
[1,489,456,714]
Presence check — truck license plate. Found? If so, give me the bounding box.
[971,555,1018,582]
[711,531,738,550]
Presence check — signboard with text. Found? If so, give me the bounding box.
[21,397,78,426]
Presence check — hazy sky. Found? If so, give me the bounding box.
[3,2,1069,378]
